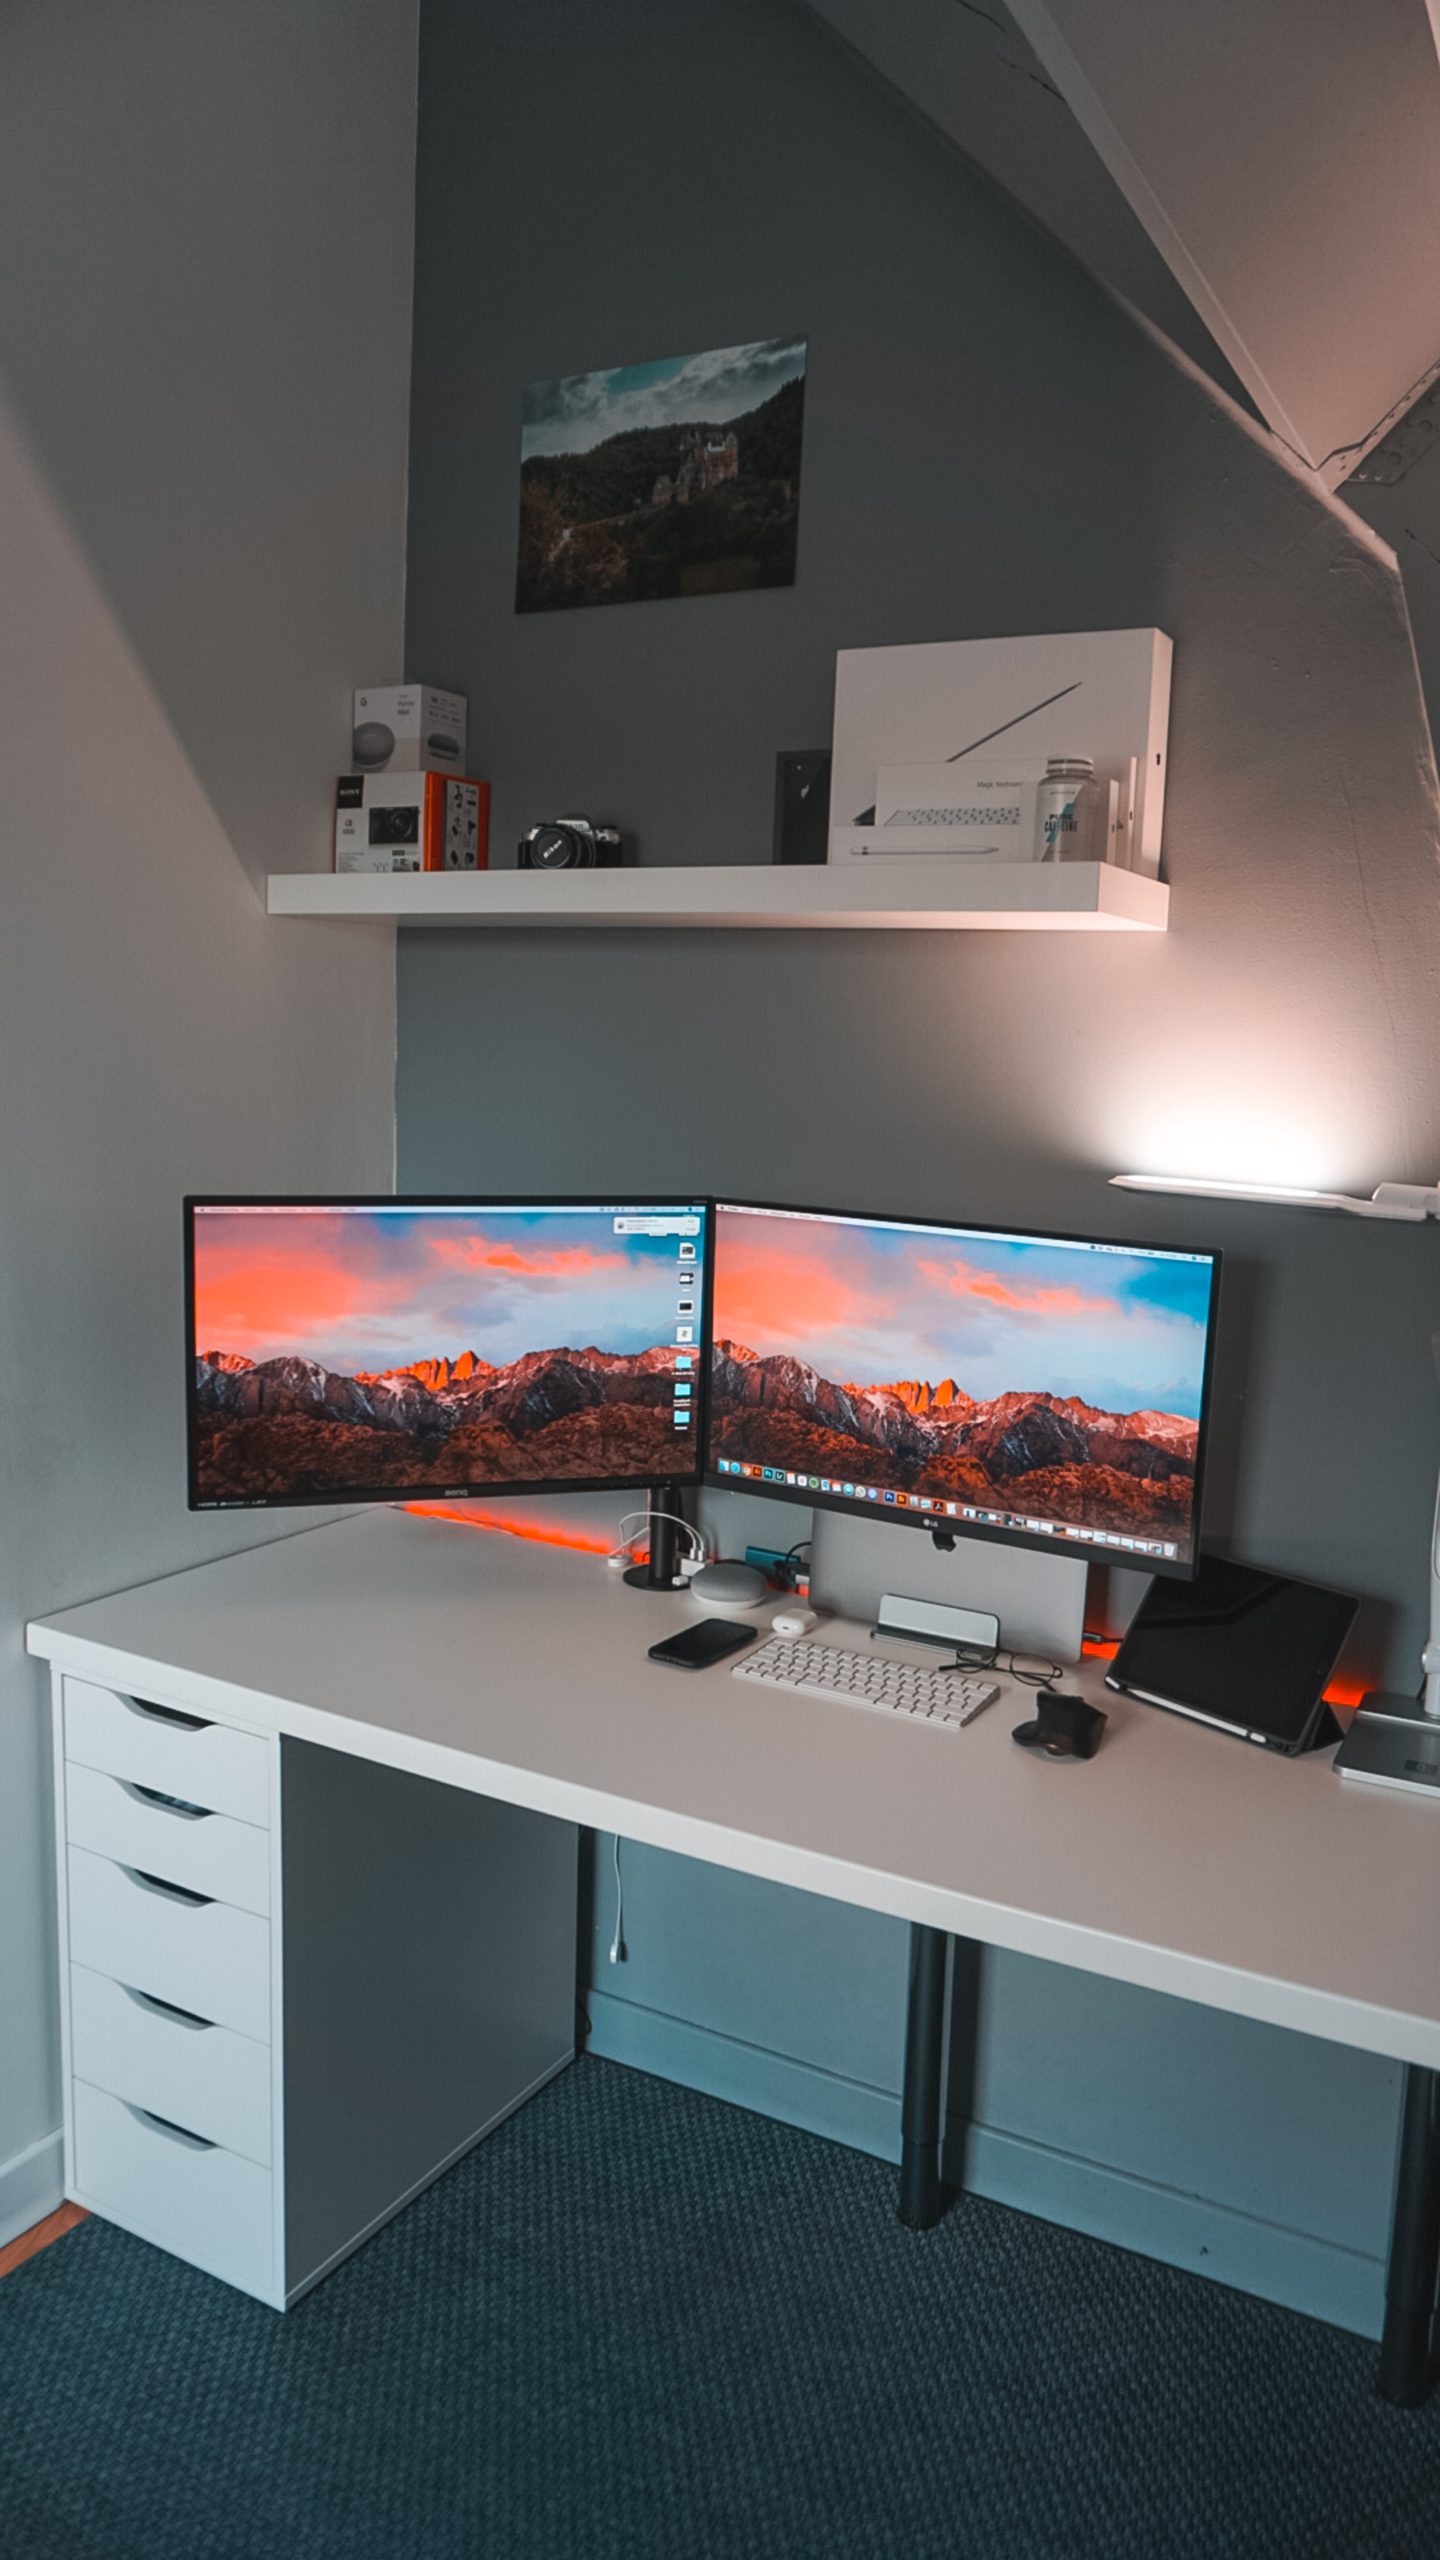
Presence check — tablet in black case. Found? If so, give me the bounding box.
[1106,1554,1358,1754]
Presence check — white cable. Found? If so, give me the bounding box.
[609,1835,625,1964]
[608,1509,709,1568]
[612,1509,706,1556]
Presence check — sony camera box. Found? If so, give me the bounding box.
[335,773,489,873]
[351,684,468,776]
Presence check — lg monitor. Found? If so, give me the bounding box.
[706,1200,1219,1579]
[186,1197,709,1510]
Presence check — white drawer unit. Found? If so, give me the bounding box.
[70,1964,272,2167]
[46,1669,577,2311]
[72,2080,275,2300]
[66,1845,272,2043]
[64,1676,272,1826]
[64,1761,270,1916]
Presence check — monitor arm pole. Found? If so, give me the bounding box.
[623,1484,686,1592]
[1423,1458,1440,1720]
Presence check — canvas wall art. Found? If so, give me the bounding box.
[516,335,806,614]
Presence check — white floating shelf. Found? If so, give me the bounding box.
[266,860,1168,933]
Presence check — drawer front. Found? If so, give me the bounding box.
[72,2078,274,2299]
[67,1846,272,2044]
[64,1677,271,1827]
[70,1963,272,2167]
[64,1761,270,1916]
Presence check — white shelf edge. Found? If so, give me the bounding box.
[265,860,1169,933]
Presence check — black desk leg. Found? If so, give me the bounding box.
[899,1924,948,2230]
[1379,2063,1440,2406]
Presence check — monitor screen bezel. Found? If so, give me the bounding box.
[184,1193,714,1513]
[703,1197,1221,1584]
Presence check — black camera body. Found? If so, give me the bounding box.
[517,814,623,871]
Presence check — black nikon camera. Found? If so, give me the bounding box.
[517,814,623,870]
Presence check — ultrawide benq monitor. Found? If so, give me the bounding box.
[186,1198,709,1509]
[706,1201,1219,1579]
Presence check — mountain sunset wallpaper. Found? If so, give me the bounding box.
[709,1208,1215,1555]
[189,1207,700,1504]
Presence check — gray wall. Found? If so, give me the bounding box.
[0,0,416,2243]
[400,0,1440,2332]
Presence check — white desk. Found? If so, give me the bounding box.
[27,1507,1440,2395]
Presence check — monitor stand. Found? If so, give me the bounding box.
[622,1483,688,1592]
[810,1509,1086,1662]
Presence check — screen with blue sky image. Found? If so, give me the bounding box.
[708,1203,1216,1568]
[189,1202,706,1506]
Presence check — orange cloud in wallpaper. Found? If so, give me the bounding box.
[709,1238,875,1347]
[191,1230,409,1360]
[428,1235,624,1281]
[914,1255,1118,1323]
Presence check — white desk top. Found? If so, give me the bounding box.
[28,1508,1440,2070]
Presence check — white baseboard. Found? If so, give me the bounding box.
[0,2127,64,2252]
[586,1992,1385,2340]
[589,1990,900,2160]
[956,2122,1384,2342]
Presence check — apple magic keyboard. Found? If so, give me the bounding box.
[732,1636,999,1730]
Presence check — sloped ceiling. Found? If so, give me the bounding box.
[802,0,1250,401]
[803,0,1440,485]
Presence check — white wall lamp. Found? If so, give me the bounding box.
[1109,1169,1440,1780]
[1110,1172,1440,1222]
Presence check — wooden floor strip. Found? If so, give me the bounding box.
[0,2202,87,2279]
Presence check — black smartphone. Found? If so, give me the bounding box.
[647,1618,759,1671]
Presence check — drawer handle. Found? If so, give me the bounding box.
[121,1697,210,1734]
[122,2101,216,2152]
[118,1780,211,1822]
[122,1984,214,2032]
[121,1864,214,1909]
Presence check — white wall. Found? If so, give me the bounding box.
[0,1,416,2241]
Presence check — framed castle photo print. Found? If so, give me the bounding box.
[516,336,806,614]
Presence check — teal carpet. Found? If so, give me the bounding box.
[1,2056,1436,2560]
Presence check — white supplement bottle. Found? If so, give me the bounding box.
[1035,756,1098,862]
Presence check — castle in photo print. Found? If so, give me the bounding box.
[516,336,806,612]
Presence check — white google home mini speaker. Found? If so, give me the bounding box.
[351,685,467,776]
[689,1560,770,1609]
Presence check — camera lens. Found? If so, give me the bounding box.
[529,826,578,868]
